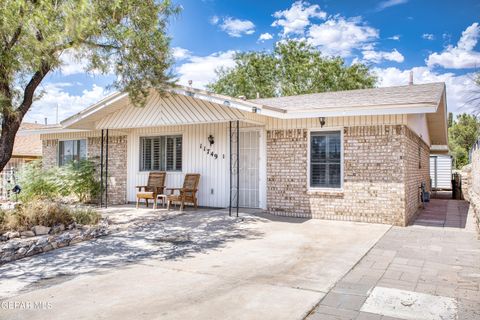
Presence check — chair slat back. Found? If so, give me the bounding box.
[183,173,200,190]
[148,171,166,189]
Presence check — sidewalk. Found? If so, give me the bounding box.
[306,199,480,320]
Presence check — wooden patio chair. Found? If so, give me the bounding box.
[166,173,200,211]
[136,171,166,209]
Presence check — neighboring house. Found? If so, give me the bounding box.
[1,122,45,200]
[25,83,448,226]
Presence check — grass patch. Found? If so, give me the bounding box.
[0,200,101,233]
[72,208,101,225]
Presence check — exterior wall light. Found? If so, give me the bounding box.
[319,117,326,128]
[208,134,215,146]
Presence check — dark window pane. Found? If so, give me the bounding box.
[311,135,326,160]
[310,131,341,188]
[310,163,326,186]
[58,139,86,166]
[328,163,341,188]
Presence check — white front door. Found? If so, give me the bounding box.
[239,130,260,208]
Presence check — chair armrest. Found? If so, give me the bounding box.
[166,187,182,195]
[181,188,198,193]
[136,185,148,191]
[156,186,166,194]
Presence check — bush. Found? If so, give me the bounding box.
[17,160,62,202]
[0,209,6,232]
[72,208,101,225]
[17,159,100,203]
[60,160,101,203]
[0,201,101,232]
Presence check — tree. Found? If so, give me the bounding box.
[208,40,377,99]
[448,113,480,169]
[0,0,179,172]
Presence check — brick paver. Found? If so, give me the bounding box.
[306,199,480,320]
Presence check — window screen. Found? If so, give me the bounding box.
[310,131,341,188]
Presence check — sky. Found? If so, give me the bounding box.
[25,0,480,124]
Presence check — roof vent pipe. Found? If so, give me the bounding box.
[409,71,414,85]
[256,92,260,99]
[188,80,192,86]
[44,117,48,125]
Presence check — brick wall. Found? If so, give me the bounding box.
[42,140,58,169]
[87,136,128,205]
[41,136,127,205]
[403,127,431,225]
[266,125,429,226]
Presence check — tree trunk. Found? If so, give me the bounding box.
[0,112,22,173]
[0,62,50,172]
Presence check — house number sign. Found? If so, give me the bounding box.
[199,143,222,159]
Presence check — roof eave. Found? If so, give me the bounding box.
[268,103,438,119]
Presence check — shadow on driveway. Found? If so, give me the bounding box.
[0,209,264,298]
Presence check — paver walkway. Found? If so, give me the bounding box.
[307,199,480,320]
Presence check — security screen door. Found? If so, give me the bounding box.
[239,130,260,208]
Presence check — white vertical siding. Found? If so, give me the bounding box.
[126,123,232,207]
[430,155,452,189]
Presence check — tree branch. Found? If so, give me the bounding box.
[17,60,50,116]
[82,40,121,50]
[6,26,22,50]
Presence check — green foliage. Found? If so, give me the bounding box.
[208,40,377,99]
[0,0,179,173]
[0,0,179,109]
[448,113,480,169]
[17,159,100,203]
[17,160,62,201]
[59,160,101,203]
[72,208,101,225]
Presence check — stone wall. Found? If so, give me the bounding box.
[41,136,127,205]
[266,125,429,226]
[465,144,480,235]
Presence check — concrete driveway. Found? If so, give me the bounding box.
[0,208,389,320]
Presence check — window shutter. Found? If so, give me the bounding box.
[175,136,182,171]
[140,135,182,172]
[166,137,174,171]
[152,137,161,170]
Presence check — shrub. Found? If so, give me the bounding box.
[17,160,62,202]
[72,208,101,225]
[0,201,101,232]
[60,160,101,203]
[17,159,100,203]
[2,200,74,231]
[0,209,6,232]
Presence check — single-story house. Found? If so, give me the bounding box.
[23,82,448,226]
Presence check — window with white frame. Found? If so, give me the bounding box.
[310,131,342,188]
[58,139,87,166]
[140,135,182,171]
